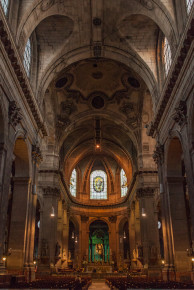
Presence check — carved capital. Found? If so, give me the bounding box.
[173,100,187,126]
[108,215,117,223]
[153,142,164,165]
[136,187,155,198]
[43,186,60,197]
[9,101,22,127]
[32,144,43,164]
[81,215,89,222]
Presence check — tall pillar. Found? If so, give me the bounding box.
[137,187,161,279]
[7,177,31,270]
[128,202,136,267]
[153,142,175,280]
[108,216,117,264]
[61,205,69,268]
[38,186,60,272]
[80,215,89,263]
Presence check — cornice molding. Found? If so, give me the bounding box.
[0,14,47,136]
[147,18,194,137]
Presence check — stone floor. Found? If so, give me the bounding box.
[89,280,110,289]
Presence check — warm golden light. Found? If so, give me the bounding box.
[33,261,37,265]
[96,144,100,149]
[192,258,194,262]
[2,257,6,261]
[162,260,165,264]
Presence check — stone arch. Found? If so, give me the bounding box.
[16,2,75,50]
[40,50,157,106]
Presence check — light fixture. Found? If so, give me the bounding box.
[123,231,126,239]
[142,208,146,217]
[96,144,100,149]
[191,258,194,262]
[2,257,6,261]
[50,206,55,217]
[75,236,78,243]
[162,260,165,264]
[72,231,75,239]
[33,261,37,265]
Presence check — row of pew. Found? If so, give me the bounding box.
[0,275,91,289]
[105,277,194,289]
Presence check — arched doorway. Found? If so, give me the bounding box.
[89,220,109,263]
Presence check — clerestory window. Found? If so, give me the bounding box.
[163,37,172,76]
[23,39,31,77]
[186,0,193,13]
[0,0,9,15]
[90,170,107,200]
[70,169,77,197]
[120,169,128,197]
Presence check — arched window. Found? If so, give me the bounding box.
[163,37,172,76]
[0,0,9,15]
[23,39,31,77]
[186,0,193,13]
[70,169,77,197]
[90,170,107,199]
[120,169,128,197]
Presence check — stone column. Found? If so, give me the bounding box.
[128,202,136,267]
[153,142,175,280]
[61,205,69,268]
[7,177,31,270]
[24,145,43,281]
[108,216,117,265]
[137,187,161,279]
[38,186,60,272]
[80,215,89,264]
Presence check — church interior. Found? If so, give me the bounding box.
[0,0,194,288]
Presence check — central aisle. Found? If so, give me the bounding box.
[89,280,110,289]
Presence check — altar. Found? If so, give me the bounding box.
[86,264,112,273]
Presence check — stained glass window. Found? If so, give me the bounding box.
[186,0,193,13]
[0,0,9,15]
[163,37,172,76]
[23,39,31,77]
[120,169,128,197]
[90,170,107,199]
[70,169,76,197]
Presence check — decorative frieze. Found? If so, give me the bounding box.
[93,42,102,57]
[173,100,187,126]
[136,187,155,198]
[43,186,60,197]
[8,101,22,127]
[32,144,43,164]
[153,142,164,165]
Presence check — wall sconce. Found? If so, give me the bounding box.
[2,257,6,261]
[142,208,146,217]
[75,236,78,243]
[72,231,75,239]
[162,260,165,265]
[123,231,126,239]
[50,206,55,217]
[33,261,37,265]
